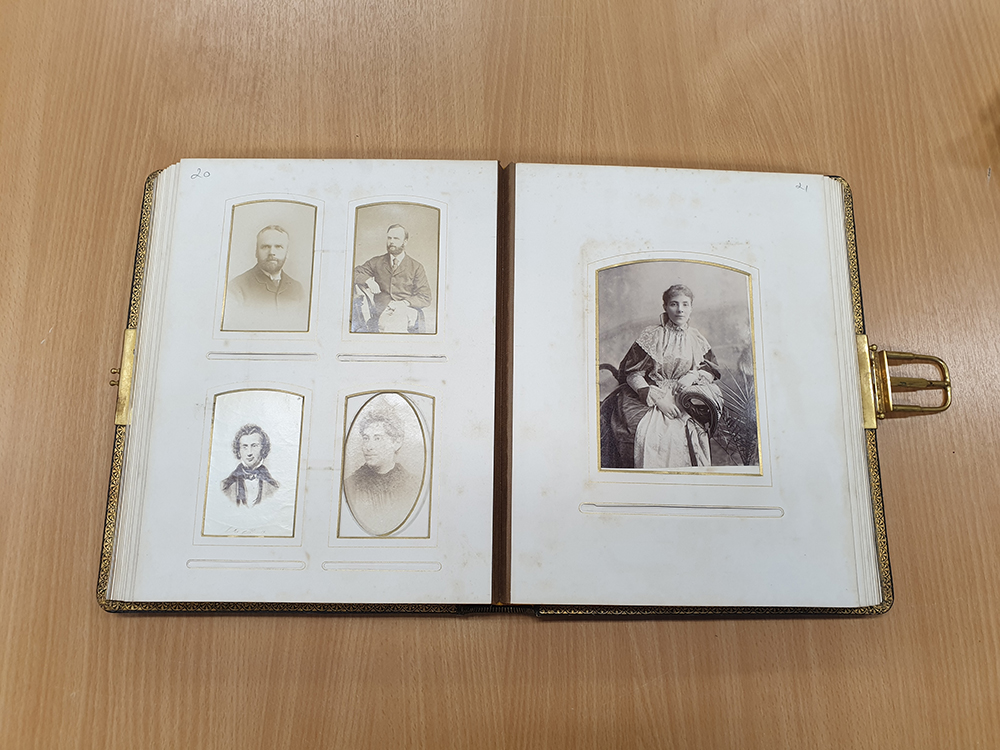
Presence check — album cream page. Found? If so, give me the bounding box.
[509,163,878,608]
[108,159,497,604]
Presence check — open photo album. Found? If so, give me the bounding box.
[99,159,950,615]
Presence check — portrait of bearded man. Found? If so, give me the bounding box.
[224,224,310,331]
[352,223,433,333]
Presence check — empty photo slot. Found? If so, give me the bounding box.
[186,559,307,570]
[336,354,448,363]
[321,560,442,572]
[207,352,320,361]
[579,503,783,518]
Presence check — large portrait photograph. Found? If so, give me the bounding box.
[221,199,318,333]
[337,391,433,539]
[202,389,304,538]
[597,259,761,474]
[350,202,440,335]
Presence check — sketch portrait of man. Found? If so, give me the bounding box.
[221,424,280,506]
[350,203,440,334]
[202,389,303,539]
[342,394,425,536]
[221,200,317,333]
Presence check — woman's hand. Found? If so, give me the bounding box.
[648,386,680,419]
[646,385,681,419]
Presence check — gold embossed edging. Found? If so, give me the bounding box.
[101,599,463,615]
[831,176,865,335]
[98,172,159,611]
[865,428,893,613]
[97,425,128,609]
[127,171,159,329]
[837,174,892,613]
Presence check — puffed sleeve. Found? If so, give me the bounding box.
[618,342,654,398]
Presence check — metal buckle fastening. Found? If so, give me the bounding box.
[872,348,951,419]
[857,336,951,428]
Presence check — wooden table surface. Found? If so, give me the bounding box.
[2,0,998,747]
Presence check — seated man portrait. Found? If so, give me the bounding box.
[352,223,432,333]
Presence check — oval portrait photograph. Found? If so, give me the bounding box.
[342,392,427,537]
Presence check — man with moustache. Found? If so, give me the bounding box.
[224,224,308,331]
[352,223,432,333]
[221,424,280,507]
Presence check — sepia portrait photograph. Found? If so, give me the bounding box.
[598,259,760,473]
[350,202,440,335]
[221,199,317,333]
[338,392,431,538]
[202,389,304,537]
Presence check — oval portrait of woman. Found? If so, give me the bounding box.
[342,392,426,536]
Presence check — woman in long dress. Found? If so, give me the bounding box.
[601,284,723,469]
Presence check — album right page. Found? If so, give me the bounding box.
[508,163,881,610]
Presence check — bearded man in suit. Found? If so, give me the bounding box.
[352,224,432,333]
[225,225,308,331]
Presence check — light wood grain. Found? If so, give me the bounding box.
[2,0,999,747]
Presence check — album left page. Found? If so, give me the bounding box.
[102,159,498,610]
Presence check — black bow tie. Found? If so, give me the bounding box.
[222,463,278,506]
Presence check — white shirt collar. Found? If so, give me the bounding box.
[257,264,282,283]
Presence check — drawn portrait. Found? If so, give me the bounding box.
[338,392,432,538]
[202,389,304,537]
[597,259,760,473]
[221,200,318,333]
[350,202,440,335]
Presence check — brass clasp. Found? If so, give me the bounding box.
[871,346,951,420]
[857,336,951,427]
[113,328,137,425]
